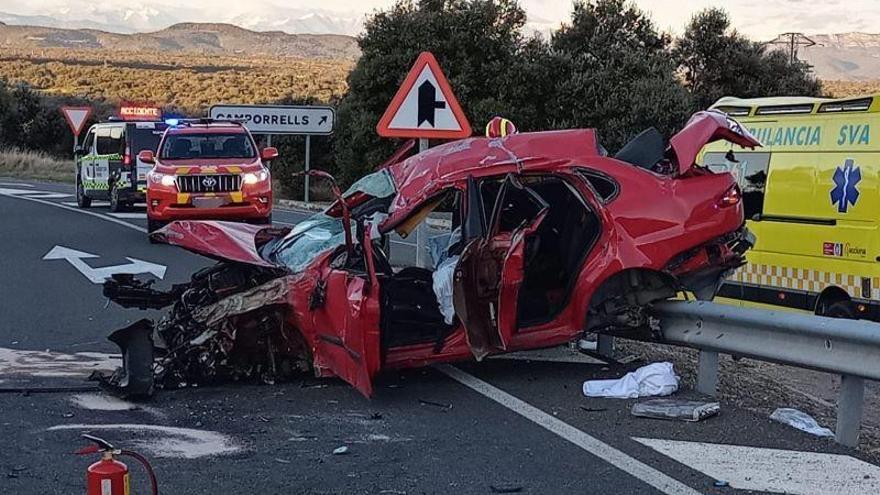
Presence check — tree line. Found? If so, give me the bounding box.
[1,0,820,194]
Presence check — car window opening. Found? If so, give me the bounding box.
[379,188,462,351]
[481,175,600,326]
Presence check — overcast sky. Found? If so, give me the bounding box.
[3,0,875,40]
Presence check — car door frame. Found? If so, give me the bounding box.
[309,219,382,397]
[452,173,549,360]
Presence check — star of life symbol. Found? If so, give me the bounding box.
[830,159,860,213]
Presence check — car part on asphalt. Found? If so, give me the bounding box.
[101,112,757,398]
[630,399,720,422]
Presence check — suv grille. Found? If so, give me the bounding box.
[176,174,241,193]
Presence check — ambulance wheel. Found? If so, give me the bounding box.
[822,300,857,319]
[109,186,124,212]
[76,180,91,208]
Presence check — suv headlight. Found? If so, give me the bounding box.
[148,170,177,187]
[243,170,269,185]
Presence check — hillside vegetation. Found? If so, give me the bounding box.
[824,80,880,98]
[0,22,360,60]
[0,47,353,113]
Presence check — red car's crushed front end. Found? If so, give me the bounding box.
[100,111,758,398]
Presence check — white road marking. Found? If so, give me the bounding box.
[0,187,71,199]
[2,194,146,233]
[0,347,119,378]
[70,393,139,411]
[634,437,880,494]
[0,182,34,187]
[106,212,147,219]
[43,245,166,283]
[47,424,241,459]
[62,201,110,207]
[436,365,701,495]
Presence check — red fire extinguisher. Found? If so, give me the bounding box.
[77,434,158,495]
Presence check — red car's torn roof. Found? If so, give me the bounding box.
[384,129,599,228]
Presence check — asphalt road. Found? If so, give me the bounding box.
[1,178,878,495]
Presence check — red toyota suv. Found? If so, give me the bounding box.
[139,120,276,235]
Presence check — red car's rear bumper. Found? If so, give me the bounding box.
[147,184,272,221]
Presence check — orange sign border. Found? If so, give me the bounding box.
[376,52,472,139]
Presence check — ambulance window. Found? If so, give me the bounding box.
[83,129,96,153]
[111,127,126,155]
[703,151,771,219]
[96,128,113,155]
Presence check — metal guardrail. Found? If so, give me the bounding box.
[623,300,880,448]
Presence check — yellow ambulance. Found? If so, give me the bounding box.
[701,94,879,319]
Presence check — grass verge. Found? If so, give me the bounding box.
[0,149,72,183]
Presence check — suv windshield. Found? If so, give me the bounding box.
[160,132,256,160]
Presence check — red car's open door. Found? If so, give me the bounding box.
[453,175,548,360]
[309,226,382,397]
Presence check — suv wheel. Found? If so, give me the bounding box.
[76,180,92,208]
[109,186,124,212]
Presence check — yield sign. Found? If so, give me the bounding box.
[60,106,93,136]
[376,52,472,139]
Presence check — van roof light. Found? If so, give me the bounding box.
[715,106,750,117]
[755,104,814,115]
[818,97,873,113]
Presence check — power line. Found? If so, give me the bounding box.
[767,32,817,64]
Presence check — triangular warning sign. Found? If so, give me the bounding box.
[61,106,93,136]
[377,52,472,139]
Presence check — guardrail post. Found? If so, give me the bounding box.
[597,334,614,359]
[696,350,719,397]
[836,374,865,448]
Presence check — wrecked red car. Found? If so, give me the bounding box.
[101,111,759,398]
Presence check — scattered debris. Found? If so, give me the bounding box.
[369,412,384,420]
[582,362,679,398]
[62,412,75,418]
[47,424,242,459]
[770,408,834,437]
[579,406,608,413]
[490,483,524,493]
[70,393,140,411]
[332,446,350,455]
[418,398,453,411]
[274,458,292,464]
[631,399,720,422]
[713,480,729,487]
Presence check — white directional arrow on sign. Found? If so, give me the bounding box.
[43,245,166,284]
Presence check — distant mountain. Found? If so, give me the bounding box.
[0,22,359,60]
[0,6,364,36]
[797,33,880,81]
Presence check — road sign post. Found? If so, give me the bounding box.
[210,104,335,203]
[60,106,93,153]
[377,52,471,268]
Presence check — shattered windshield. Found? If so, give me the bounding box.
[263,214,352,273]
[342,169,396,199]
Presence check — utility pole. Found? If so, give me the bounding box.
[767,32,816,64]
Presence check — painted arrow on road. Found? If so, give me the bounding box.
[43,245,166,284]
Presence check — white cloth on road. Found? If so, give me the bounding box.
[432,255,459,325]
[583,362,679,398]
